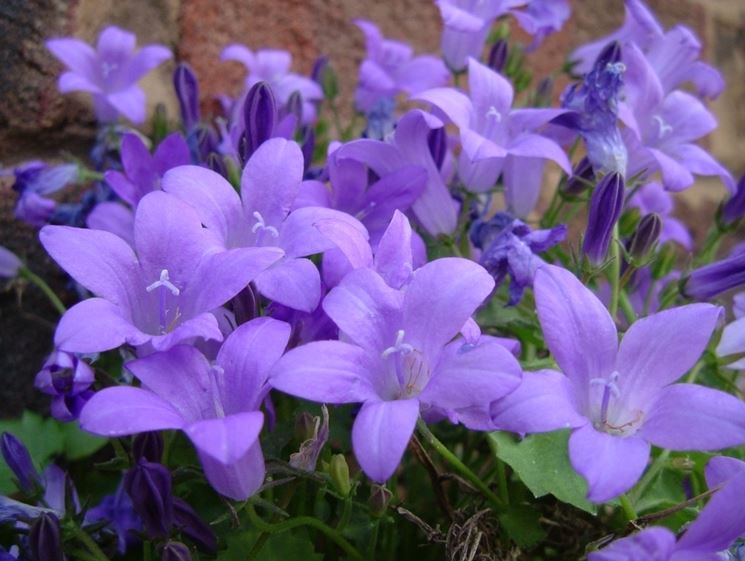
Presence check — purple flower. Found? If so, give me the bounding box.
[34,350,95,422]
[629,182,692,249]
[491,264,745,502]
[722,174,745,226]
[5,162,79,227]
[337,110,459,235]
[80,317,291,500]
[620,41,734,192]
[104,132,191,207]
[174,63,200,131]
[571,0,724,99]
[84,481,142,555]
[270,258,521,482]
[353,20,449,112]
[0,246,22,279]
[590,456,745,560]
[416,58,570,215]
[558,42,628,176]
[684,249,745,301]
[717,314,745,371]
[582,171,624,264]
[40,191,283,353]
[162,138,366,312]
[221,46,322,124]
[469,212,566,304]
[46,26,171,124]
[509,0,571,51]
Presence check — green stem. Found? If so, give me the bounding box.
[631,449,671,504]
[696,226,724,265]
[619,290,637,324]
[246,503,364,561]
[496,459,509,505]
[70,523,111,561]
[609,225,621,321]
[416,419,504,511]
[19,267,66,314]
[367,518,381,561]
[619,494,637,522]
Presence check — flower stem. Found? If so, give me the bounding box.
[416,419,504,511]
[246,503,364,561]
[619,493,637,521]
[619,290,637,324]
[608,225,621,320]
[19,267,66,315]
[630,448,671,505]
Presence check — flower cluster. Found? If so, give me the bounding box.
[3,2,745,560]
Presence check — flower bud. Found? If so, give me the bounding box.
[173,498,217,554]
[327,454,351,497]
[35,351,95,422]
[313,57,338,101]
[582,172,624,264]
[174,63,200,130]
[488,40,508,73]
[132,432,164,464]
[300,126,315,174]
[368,484,392,517]
[290,406,329,473]
[285,90,303,125]
[243,81,276,160]
[562,157,594,196]
[0,246,21,279]
[161,541,192,561]
[1,433,41,495]
[683,250,745,300]
[721,174,745,226]
[29,513,62,561]
[124,460,173,538]
[427,127,447,170]
[626,213,662,262]
[294,411,317,443]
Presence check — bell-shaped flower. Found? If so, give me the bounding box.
[491,264,745,502]
[270,258,522,482]
[4,161,80,227]
[162,138,366,312]
[337,109,459,235]
[589,456,745,560]
[80,317,291,500]
[621,43,734,192]
[221,46,322,124]
[415,58,570,216]
[353,20,449,112]
[40,191,283,353]
[46,26,171,123]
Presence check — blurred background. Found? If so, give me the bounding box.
[1,0,744,415]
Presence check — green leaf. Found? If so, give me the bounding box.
[489,430,596,514]
[498,504,546,549]
[58,422,107,461]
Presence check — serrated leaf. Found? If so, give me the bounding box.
[489,430,596,514]
[498,504,546,549]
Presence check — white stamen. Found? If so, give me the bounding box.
[146,269,180,296]
[251,211,280,238]
[381,329,414,359]
[653,115,673,137]
[486,106,502,121]
[605,62,626,75]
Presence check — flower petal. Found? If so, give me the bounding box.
[704,456,745,489]
[107,86,147,124]
[352,398,419,482]
[569,424,650,503]
[279,207,368,258]
[414,87,474,130]
[254,257,321,312]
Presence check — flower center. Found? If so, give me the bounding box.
[653,115,673,138]
[486,106,502,121]
[381,330,431,398]
[251,211,280,245]
[146,269,181,333]
[590,371,644,436]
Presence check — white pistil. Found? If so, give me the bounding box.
[653,115,673,137]
[251,211,280,238]
[146,269,180,296]
[381,329,414,359]
[486,106,502,121]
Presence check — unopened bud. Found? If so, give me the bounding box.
[428,127,447,170]
[721,174,745,226]
[368,484,392,517]
[488,40,508,73]
[582,172,624,264]
[1,433,41,495]
[243,82,276,160]
[328,454,351,496]
[29,513,62,561]
[161,541,192,561]
[627,213,661,261]
[124,460,173,538]
[174,63,200,130]
[132,432,164,464]
[173,498,217,554]
[562,157,593,196]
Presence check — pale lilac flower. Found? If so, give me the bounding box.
[80,318,291,500]
[162,138,366,312]
[5,162,79,227]
[491,264,745,502]
[271,258,521,482]
[221,46,322,124]
[0,246,22,279]
[104,132,191,207]
[589,456,745,560]
[47,26,172,124]
[337,109,459,235]
[353,20,449,112]
[629,182,692,249]
[415,58,570,215]
[571,0,724,99]
[40,191,283,353]
[469,212,566,304]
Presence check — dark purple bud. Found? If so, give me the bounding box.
[207,153,228,179]
[50,390,94,423]
[124,460,173,538]
[1,433,41,495]
[311,56,329,84]
[161,541,192,561]
[300,126,315,174]
[721,174,745,225]
[132,432,164,464]
[173,498,217,553]
[428,127,447,170]
[230,285,257,325]
[29,513,62,561]
[684,250,745,300]
[583,172,625,264]
[488,40,508,73]
[626,213,661,261]
[174,63,200,130]
[243,81,276,160]
[562,156,594,196]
